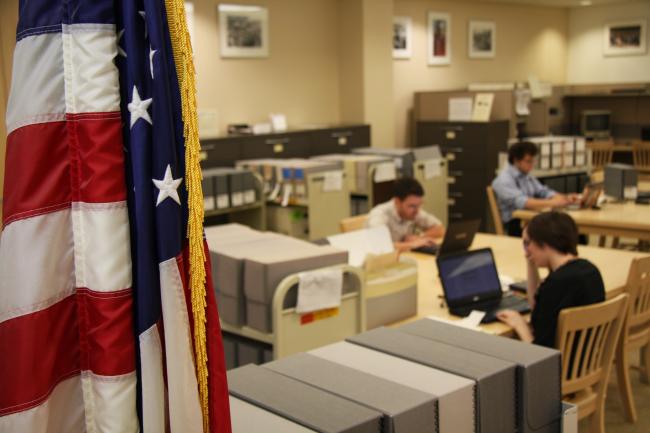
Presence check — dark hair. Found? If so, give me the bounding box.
[526,211,579,255]
[393,177,424,200]
[508,141,538,164]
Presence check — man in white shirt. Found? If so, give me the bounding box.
[366,177,445,252]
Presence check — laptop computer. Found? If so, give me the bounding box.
[437,248,530,323]
[565,183,603,210]
[412,219,480,256]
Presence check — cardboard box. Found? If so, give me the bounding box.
[266,353,438,433]
[228,364,383,433]
[348,328,518,433]
[398,319,562,433]
[311,342,475,433]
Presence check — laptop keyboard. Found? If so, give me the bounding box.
[451,295,530,323]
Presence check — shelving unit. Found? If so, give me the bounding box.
[204,173,266,230]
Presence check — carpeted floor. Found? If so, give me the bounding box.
[579,350,650,433]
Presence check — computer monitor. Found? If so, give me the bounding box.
[581,110,611,139]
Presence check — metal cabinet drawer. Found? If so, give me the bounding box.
[240,134,310,159]
[310,126,370,155]
[200,139,242,168]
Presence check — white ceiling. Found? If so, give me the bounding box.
[465,0,643,8]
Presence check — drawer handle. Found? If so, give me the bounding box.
[338,137,348,146]
[265,138,290,145]
[448,198,456,206]
[447,153,456,161]
[450,212,464,219]
[201,143,215,151]
[449,192,463,198]
[331,131,352,138]
[447,177,456,184]
[449,170,463,177]
[445,147,463,153]
[273,144,284,153]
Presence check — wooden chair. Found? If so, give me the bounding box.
[587,141,614,171]
[556,294,629,433]
[632,141,650,174]
[339,214,368,233]
[615,257,650,423]
[486,186,504,236]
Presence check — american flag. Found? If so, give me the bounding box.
[0,1,231,432]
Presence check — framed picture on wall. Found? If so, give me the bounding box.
[218,4,269,58]
[428,12,451,65]
[603,19,647,57]
[468,21,495,58]
[393,16,412,59]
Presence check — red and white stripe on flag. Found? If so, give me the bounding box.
[0,23,138,433]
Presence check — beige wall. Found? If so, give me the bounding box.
[393,0,568,147]
[193,0,341,134]
[567,1,650,84]
[337,0,365,125]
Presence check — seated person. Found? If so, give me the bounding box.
[496,211,605,348]
[492,141,578,237]
[366,177,445,252]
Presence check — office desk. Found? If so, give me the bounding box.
[402,233,650,336]
[513,202,650,241]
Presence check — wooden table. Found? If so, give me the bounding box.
[513,201,650,241]
[400,233,650,336]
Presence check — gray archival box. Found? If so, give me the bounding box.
[347,327,517,433]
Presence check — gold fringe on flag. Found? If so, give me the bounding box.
[164,1,210,431]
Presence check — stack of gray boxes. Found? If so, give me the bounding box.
[397,319,562,433]
[226,320,563,433]
[202,167,258,212]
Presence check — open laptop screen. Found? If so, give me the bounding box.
[437,248,501,305]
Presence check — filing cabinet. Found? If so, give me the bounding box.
[416,120,509,230]
[201,125,370,168]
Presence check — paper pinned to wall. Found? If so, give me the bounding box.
[515,88,531,116]
[448,97,474,121]
[323,171,343,192]
[471,93,495,122]
[424,159,441,179]
[373,162,397,182]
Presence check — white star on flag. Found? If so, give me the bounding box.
[127,85,153,128]
[149,46,157,79]
[139,11,148,38]
[152,165,183,206]
[117,29,127,57]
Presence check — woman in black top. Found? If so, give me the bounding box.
[497,211,605,348]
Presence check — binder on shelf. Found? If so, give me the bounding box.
[398,319,562,433]
[229,171,245,207]
[202,175,215,211]
[243,171,257,204]
[266,353,439,433]
[228,364,383,433]
[348,327,517,433]
[215,173,230,210]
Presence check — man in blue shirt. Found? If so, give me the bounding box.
[492,141,578,236]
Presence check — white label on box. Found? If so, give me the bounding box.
[540,143,551,156]
[624,186,638,200]
[217,194,229,209]
[575,153,586,166]
[244,190,256,204]
[204,197,215,211]
[268,183,281,201]
[323,171,343,192]
[552,142,563,155]
[564,155,574,167]
[564,141,575,153]
[295,183,306,197]
[231,192,244,207]
[541,157,551,170]
[552,156,563,168]
[424,159,441,179]
[575,138,586,152]
[281,184,293,207]
[373,162,397,182]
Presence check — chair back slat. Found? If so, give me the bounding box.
[633,142,650,170]
[625,257,650,332]
[486,186,504,235]
[556,295,629,396]
[339,214,368,233]
[588,141,614,170]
